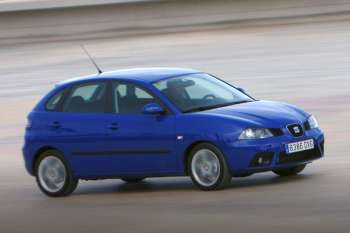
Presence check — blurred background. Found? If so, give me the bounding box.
[1,0,349,232]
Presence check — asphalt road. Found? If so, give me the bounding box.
[1,2,350,233]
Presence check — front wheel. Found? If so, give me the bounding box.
[273,164,306,177]
[35,150,78,197]
[188,143,232,190]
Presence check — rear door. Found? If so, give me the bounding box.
[46,81,110,177]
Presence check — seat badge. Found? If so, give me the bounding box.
[293,126,300,134]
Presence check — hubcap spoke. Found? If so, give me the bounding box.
[191,149,220,187]
[38,156,66,193]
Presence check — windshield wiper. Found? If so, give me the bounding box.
[183,100,252,113]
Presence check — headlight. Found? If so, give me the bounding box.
[307,115,319,129]
[239,128,273,140]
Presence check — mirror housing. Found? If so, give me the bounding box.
[143,103,165,115]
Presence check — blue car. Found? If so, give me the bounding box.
[23,68,324,197]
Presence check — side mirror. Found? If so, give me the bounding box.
[143,103,165,115]
[236,87,246,93]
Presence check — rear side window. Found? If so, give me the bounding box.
[63,82,107,113]
[45,89,66,111]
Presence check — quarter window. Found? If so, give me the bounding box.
[45,89,66,111]
[63,82,107,113]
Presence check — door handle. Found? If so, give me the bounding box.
[108,123,119,130]
[50,121,61,128]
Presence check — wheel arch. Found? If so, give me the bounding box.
[183,140,220,175]
[32,145,61,175]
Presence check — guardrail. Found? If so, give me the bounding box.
[1,0,350,46]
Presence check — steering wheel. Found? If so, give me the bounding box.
[202,94,216,100]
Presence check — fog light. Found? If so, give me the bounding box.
[250,152,274,167]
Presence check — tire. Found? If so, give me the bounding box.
[35,150,78,197]
[188,143,232,190]
[273,164,306,177]
[121,178,145,183]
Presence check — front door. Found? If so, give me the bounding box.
[102,81,177,176]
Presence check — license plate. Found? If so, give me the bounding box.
[286,139,314,154]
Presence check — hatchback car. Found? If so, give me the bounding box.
[23,68,324,197]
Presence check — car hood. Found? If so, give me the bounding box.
[202,100,309,128]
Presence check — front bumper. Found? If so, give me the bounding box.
[222,128,324,175]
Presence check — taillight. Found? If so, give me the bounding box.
[26,118,32,129]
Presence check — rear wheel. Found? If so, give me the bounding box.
[188,143,231,190]
[273,164,306,177]
[121,178,145,183]
[35,150,78,197]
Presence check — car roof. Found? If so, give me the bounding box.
[58,67,200,86]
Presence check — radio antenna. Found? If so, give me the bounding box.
[81,45,103,74]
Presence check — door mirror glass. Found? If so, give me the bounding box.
[143,103,164,115]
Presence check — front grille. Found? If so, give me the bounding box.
[303,121,311,131]
[287,124,304,137]
[269,128,284,136]
[278,147,321,164]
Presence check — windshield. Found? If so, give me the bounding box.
[153,73,254,113]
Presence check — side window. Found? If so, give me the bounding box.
[63,82,107,113]
[45,89,66,111]
[113,82,158,114]
[135,87,153,99]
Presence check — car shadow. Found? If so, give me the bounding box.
[229,173,312,190]
[73,173,316,196]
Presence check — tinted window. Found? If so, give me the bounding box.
[153,73,253,113]
[45,89,66,111]
[112,82,157,114]
[63,82,107,113]
[185,77,233,99]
